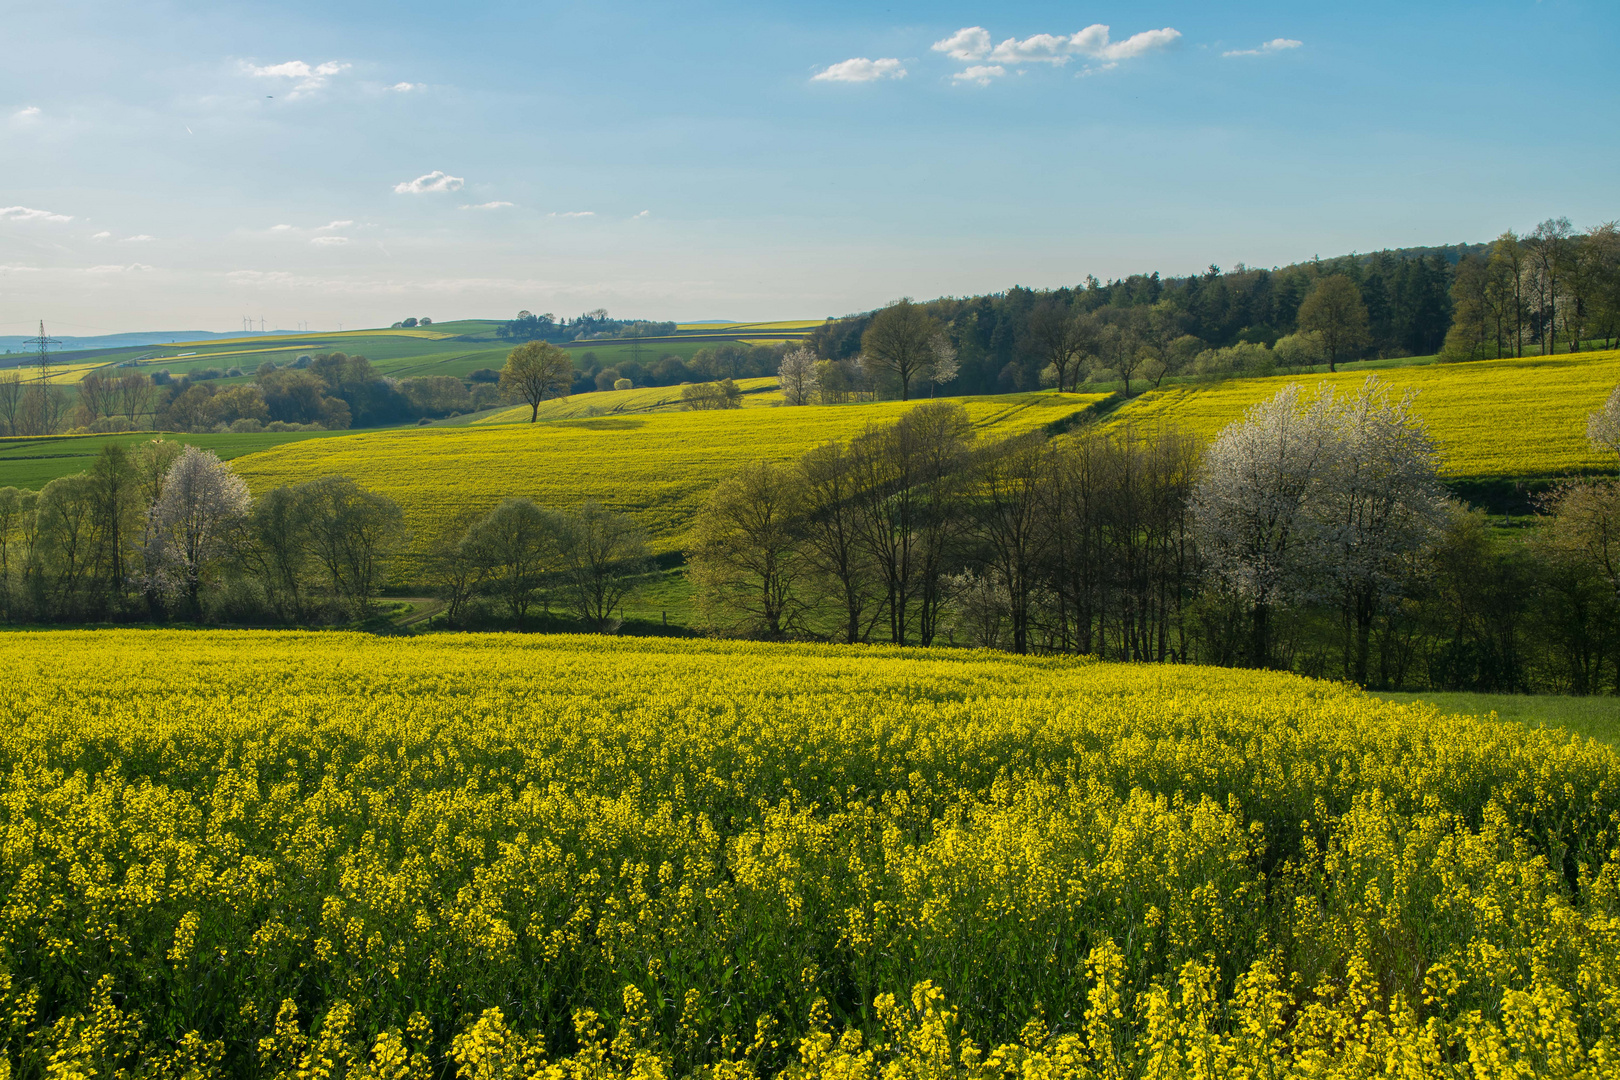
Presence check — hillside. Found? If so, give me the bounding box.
[463,376,782,424]
[229,392,1107,552]
[1107,348,1620,479]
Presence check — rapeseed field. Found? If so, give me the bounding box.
[231,393,1105,552]
[0,630,1616,1078]
[1109,348,1620,478]
[468,378,783,424]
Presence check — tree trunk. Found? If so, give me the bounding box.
[1250,601,1270,668]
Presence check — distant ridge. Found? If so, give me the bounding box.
[0,330,304,353]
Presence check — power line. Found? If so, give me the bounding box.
[22,320,61,379]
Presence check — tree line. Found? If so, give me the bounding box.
[688,383,1620,694]
[796,216,1617,399]
[1443,219,1620,361]
[0,351,507,438]
[0,438,656,632]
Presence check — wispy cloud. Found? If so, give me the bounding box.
[310,235,349,246]
[86,263,153,274]
[1223,38,1303,57]
[315,220,353,231]
[242,59,350,97]
[933,23,1179,82]
[389,82,423,92]
[119,234,154,243]
[459,201,514,210]
[91,230,111,240]
[812,57,907,83]
[11,106,40,122]
[550,211,595,218]
[0,206,73,223]
[394,170,464,194]
[632,210,650,219]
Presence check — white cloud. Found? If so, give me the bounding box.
[953,65,1007,85]
[988,34,1075,65]
[389,82,423,92]
[394,170,464,194]
[1224,38,1303,57]
[310,235,349,246]
[12,106,40,122]
[86,263,153,274]
[1072,25,1181,62]
[242,59,350,96]
[316,220,353,231]
[811,57,907,83]
[632,210,650,219]
[119,234,154,243]
[459,201,514,210]
[92,231,111,240]
[551,211,595,218]
[932,27,991,61]
[935,23,1179,83]
[270,223,294,231]
[0,205,73,223]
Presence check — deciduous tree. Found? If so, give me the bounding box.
[1296,275,1370,372]
[499,342,574,422]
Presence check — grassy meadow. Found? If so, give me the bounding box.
[1108,348,1620,479]
[230,392,1108,553]
[0,429,348,490]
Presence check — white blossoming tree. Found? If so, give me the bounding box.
[145,445,252,613]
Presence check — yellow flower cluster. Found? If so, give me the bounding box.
[229,393,1106,553]
[1108,348,1620,479]
[0,630,1615,1078]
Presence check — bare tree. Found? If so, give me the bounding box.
[77,372,113,424]
[689,460,805,639]
[499,341,574,422]
[298,476,407,618]
[0,371,20,436]
[1525,217,1572,354]
[89,444,138,601]
[556,502,651,632]
[1023,301,1089,393]
[796,440,883,643]
[849,402,974,644]
[777,346,820,406]
[860,299,950,401]
[462,497,558,624]
[247,485,315,621]
[971,433,1049,653]
[145,446,253,614]
[117,373,157,426]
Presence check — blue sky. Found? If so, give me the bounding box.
[1,0,1616,333]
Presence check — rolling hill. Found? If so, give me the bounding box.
[229,392,1108,553]
[1107,348,1620,479]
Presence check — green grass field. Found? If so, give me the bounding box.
[1373,690,1620,746]
[1105,348,1620,480]
[230,392,1109,553]
[0,430,348,490]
